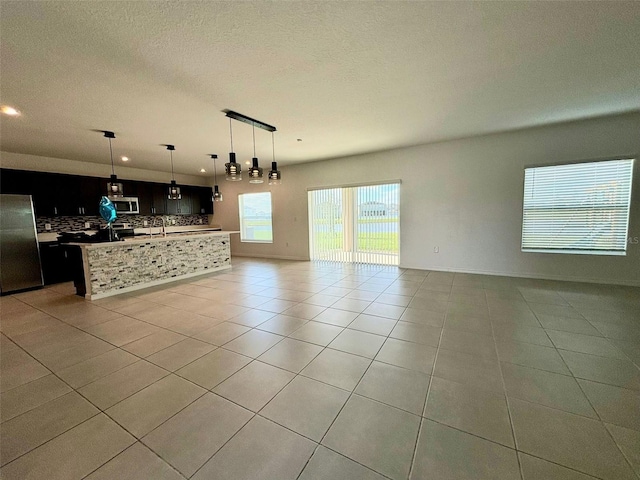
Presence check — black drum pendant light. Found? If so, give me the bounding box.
[268,131,281,185]
[164,144,181,200]
[248,123,264,184]
[225,118,242,181]
[210,154,223,201]
[224,110,277,184]
[103,130,124,198]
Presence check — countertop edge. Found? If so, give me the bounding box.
[64,230,239,247]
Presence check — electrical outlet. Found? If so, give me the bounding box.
[171,219,176,225]
[45,223,52,231]
[84,222,91,229]
[143,220,148,227]
[198,218,203,224]
[433,246,439,253]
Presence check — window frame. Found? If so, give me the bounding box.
[238,192,274,244]
[520,158,634,256]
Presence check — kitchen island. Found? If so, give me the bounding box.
[65,231,238,300]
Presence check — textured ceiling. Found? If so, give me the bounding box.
[1,1,639,177]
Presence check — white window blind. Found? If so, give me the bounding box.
[308,183,400,265]
[522,159,634,255]
[238,192,273,243]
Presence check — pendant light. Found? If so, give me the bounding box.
[268,131,281,185]
[248,122,264,184]
[103,130,124,198]
[225,118,242,181]
[164,144,181,200]
[210,154,223,201]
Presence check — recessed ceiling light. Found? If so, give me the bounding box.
[121,156,129,162]
[245,161,251,165]
[200,168,206,173]
[1,105,20,116]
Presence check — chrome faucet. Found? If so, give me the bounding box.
[149,216,167,238]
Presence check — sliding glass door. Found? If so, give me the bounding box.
[308,182,400,265]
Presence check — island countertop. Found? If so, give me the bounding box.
[65,230,239,248]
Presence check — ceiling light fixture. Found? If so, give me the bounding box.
[225,118,242,181]
[121,156,129,162]
[248,123,263,184]
[210,154,223,202]
[200,168,206,173]
[102,130,124,198]
[163,144,181,200]
[223,110,277,185]
[268,132,281,185]
[1,105,20,116]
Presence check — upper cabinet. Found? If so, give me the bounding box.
[0,169,211,216]
[197,186,214,215]
[166,187,191,215]
[136,182,167,215]
[1,170,100,216]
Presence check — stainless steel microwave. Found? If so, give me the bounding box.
[109,196,140,214]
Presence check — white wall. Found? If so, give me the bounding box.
[0,151,210,186]
[213,112,640,286]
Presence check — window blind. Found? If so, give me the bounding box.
[522,159,634,255]
[308,183,400,265]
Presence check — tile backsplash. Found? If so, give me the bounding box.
[36,214,209,233]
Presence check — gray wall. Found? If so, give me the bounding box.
[213,111,640,286]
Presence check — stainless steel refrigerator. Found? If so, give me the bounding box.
[0,194,44,294]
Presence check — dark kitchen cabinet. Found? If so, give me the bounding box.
[189,187,202,215]
[1,168,209,217]
[56,175,80,216]
[52,175,91,216]
[191,186,213,214]
[39,242,73,285]
[135,181,168,215]
[0,170,57,215]
[31,173,101,216]
[119,179,138,197]
[1,169,34,195]
[78,176,102,216]
[136,183,153,215]
[150,183,167,215]
[31,172,58,216]
[166,191,191,214]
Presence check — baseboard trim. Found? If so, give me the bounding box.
[232,253,310,261]
[399,264,640,287]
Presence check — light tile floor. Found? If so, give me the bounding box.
[1,258,639,479]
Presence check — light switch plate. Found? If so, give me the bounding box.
[84,222,91,229]
[143,220,148,226]
[45,223,52,231]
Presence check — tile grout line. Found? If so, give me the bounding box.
[491,287,526,480]
[408,271,448,480]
